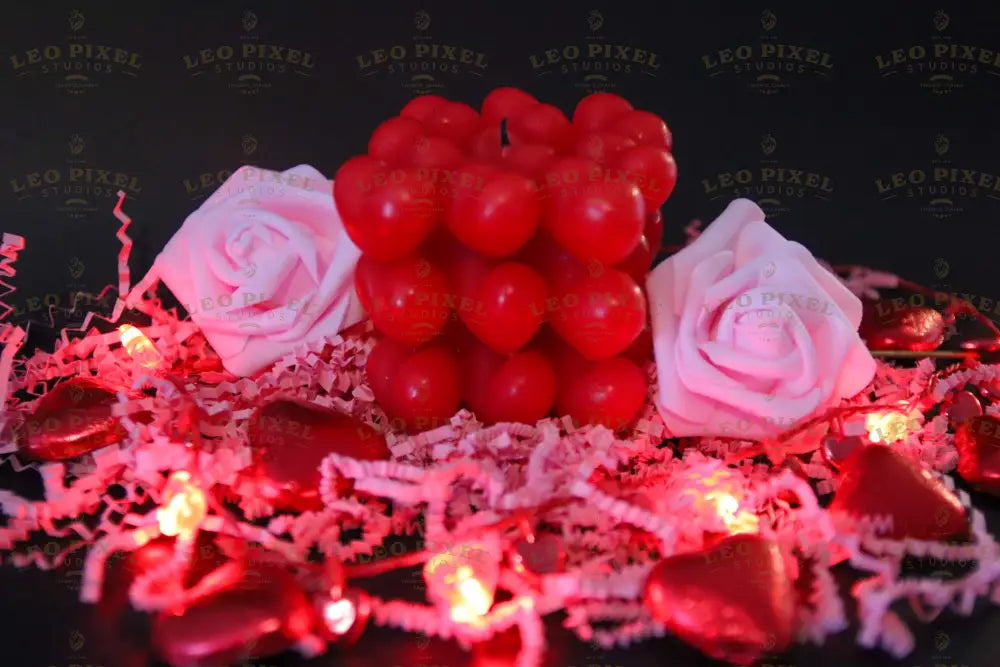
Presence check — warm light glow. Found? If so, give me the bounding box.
[866,408,921,444]
[705,490,760,534]
[323,597,357,635]
[156,471,206,540]
[423,538,500,625]
[673,468,760,534]
[119,324,162,368]
[715,492,740,518]
[450,566,493,623]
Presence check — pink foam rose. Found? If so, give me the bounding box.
[140,164,364,376]
[646,199,875,440]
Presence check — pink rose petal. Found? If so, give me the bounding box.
[140,165,364,376]
[647,199,876,439]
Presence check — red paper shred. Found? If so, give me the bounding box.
[2,217,1000,667]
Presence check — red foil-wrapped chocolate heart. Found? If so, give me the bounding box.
[17,376,127,461]
[860,302,944,352]
[512,534,566,574]
[946,390,983,424]
[247,400,390,511]
[821,434,864,466]
[151,563,316,667]
[955,415,1000,495]
[828,444,968,541]
[643,533,795,665]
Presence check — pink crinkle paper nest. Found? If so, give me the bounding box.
[1,209,999,667]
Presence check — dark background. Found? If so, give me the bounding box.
[2,0,1000,665]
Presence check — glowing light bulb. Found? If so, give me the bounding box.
[715,492,740,518]
[866,408,921,444]
[157,471,206,540]
[450,566,493,622]
[705,490,759,534]
[423,537,500,625]
[323,597,357,635]
[119,324,162,368]
[674,468,760,534]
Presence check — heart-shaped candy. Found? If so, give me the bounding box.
[956,415,1000,495]
[821,434,864,466]
[643,533,795,665]
[457,333,556,425]
[458,261,547,353]
[365,337,462,432]
[828,444,968,541]
[512,534,565,574]
[247,400,389,511]
[860,302,944,352]
[946,390,983,424]
[18,377,129,460]
[360,253,452,346]
[151,563,315,667]
[548,339,647,431]
[549,269,646,360]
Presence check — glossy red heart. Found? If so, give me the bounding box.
[860,302,945,352]
[361,253,452,346]
[512,534,565,574]
[956,415,1000,496]
[821,434,864,466]
[828,444,968,540]
[549,269,646,360]
[458,262,547,353]
[247,400,389,511]
[457,335,556,425]
[515,229,592,293]
[946,390,983,424]
[643,534,796,665]
[547,339,647,431]
[365,338,461,432]
[17,377,128,461]
[151,563,315,667]
[423,228,494,304]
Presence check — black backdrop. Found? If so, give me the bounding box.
[3,1,1000,666]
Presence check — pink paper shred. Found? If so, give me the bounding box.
[1,215,1000,667]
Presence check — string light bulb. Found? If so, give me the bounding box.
[119,324,162,368]
[322,597,357,635]
[423,535,501,624]
[866,407,921,444]
[315,588,369,646]
[672,468,760,535]
[156,471,206,540]
[705,490,759,534]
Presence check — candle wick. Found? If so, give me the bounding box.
[500,118,510,148]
